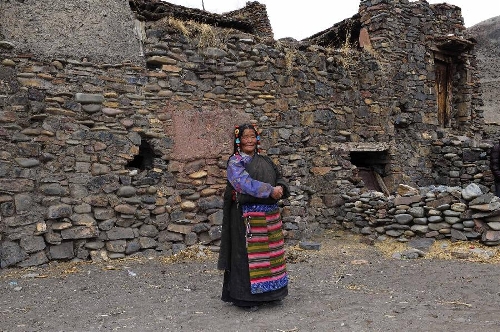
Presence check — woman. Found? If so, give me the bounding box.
[218,123,290,310]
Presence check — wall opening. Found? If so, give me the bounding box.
[433,36,475,129]
[350,150,390,195]
[434,54,452,127]
[127,140,155,170]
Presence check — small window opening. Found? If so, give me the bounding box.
[350,150,390,195]
[146,62,162,71]
[127,140,155,170]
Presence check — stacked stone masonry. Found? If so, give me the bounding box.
[0,0,495,268]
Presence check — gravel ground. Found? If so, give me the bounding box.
[2,230,500,332]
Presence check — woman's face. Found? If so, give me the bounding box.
[240,128,257,155]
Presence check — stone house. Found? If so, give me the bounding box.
[0,0,491,267]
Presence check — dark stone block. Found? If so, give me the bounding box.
[0,241,27,268]
[49,241,74,260]
[299,241,321,250]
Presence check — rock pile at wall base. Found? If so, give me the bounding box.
[342,183,500,246]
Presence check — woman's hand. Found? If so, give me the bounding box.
[270,186,284,200]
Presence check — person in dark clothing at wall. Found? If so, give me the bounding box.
[218,123,290,312]
[490,139,500,197]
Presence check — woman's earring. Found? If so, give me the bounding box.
[234,126,240,154]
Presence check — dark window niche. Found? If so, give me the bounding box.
[350,150,390,194]
[127,140,155,170]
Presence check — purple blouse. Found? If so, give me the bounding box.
[227,153,273,198]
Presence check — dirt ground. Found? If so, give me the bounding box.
[2,230,500,332]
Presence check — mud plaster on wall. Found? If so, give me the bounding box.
[168,106,252,161]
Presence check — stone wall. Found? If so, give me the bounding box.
[0,0,143,64]
[355,0,482,187]
[0,0,493,268]
[224,1,274,39]
[342,138,500,244]
[342,181,500,245]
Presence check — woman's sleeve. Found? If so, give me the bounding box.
[227,155,273,198]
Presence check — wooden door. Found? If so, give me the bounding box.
[435,60,452,127]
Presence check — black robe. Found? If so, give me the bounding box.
[217,154,290,307]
